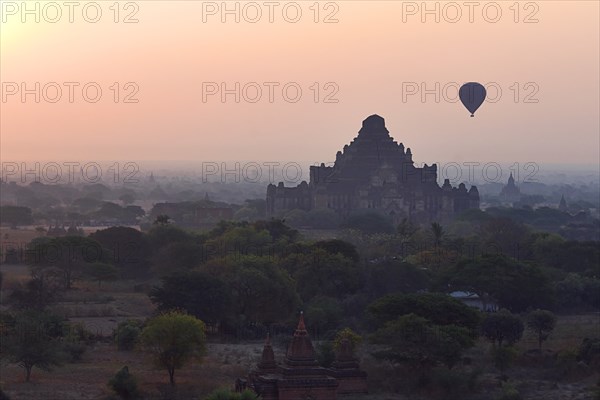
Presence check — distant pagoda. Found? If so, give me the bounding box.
[558,195,568,212]
[499,172,521,204]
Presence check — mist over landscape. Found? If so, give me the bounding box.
[1,1,599,400]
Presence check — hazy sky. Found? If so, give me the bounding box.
[1,1,599,169]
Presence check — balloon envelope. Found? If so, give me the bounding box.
[459,82,486,117]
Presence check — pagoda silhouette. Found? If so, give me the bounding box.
[236,313,367,399]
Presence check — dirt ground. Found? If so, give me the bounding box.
[1,314,598,400]
[0,340,262,400]
[2,339,598,400]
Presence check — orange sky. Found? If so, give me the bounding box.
[1,1,599,168]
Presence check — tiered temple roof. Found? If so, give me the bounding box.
[237,313,367,399]
[267,115,480,223]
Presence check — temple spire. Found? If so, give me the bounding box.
[285,312,318,367]
[297,311,306,331]
[258,332,276,371]
[558,194,568,212]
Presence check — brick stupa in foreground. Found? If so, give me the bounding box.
[236,313,367,399]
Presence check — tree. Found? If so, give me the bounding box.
[85,262,119,287]
[151,241,204,275]
[244,199,266,217]
[397,218,419,239]
[440,254,554,312]
[481,309,524,347]
[1,311,65,381]
[153,215,171,225]
[119,193,136,206]
[234,207,259,222]
[94,202,125,220]
[371,314,435,371]
[281,248,360,302]
[27,236,111,289]
[554,274,600,311]
[430,222,445,247]
[140,311,206,386]
[369,292,481,332]
[434,324,476,369]
[343,212,396,235]
[146,224,195,250]
[200,255,300,326]
[365,260,430,299]
[8,268,63,310]
[317,341,336,368]
[72,197,102,213]
[526,309,556,351]
[209,225,271,254]
[252,218,298,242]
[0,206,33,228]
[305,208,341,229]
[149,271,232,327]
[90,226,151,278]
[305,296,344,335]
[313,239,360,262]
[371,314,474,373]
[122,206,145,224]
[480,216,529,257]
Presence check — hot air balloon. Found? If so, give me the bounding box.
[459,82,486,117]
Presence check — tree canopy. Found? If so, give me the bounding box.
[140,311,206,386]
[438,254,554,312]
[369,292,481,332]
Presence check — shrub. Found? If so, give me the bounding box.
[316,341,335,368]
[593,377,600,400]
[498,382,522,400]
[62,322,92,362]
[333,327,362,353]
[554,347,592,379]
[493,346,518,374]
[204,388,259,400]
[63,342,87,362]
[68,322,94,343]
[0,388,10,400]
[115,320,143,351]
[431,367,471,400]
[108,366,140,399]
[578,337,600,369]
[305,296,343,333]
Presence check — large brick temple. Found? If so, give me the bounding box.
[236,314,367,399]
[266,114,480,224]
